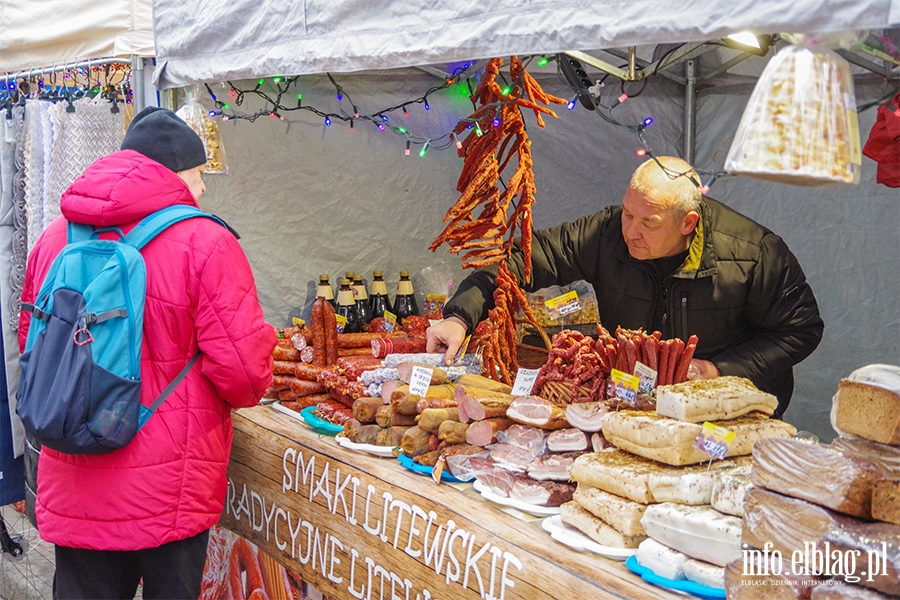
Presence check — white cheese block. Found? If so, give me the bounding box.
[711,465,753,516]
[683,558,726,589]
[656,376,778,423]
[573,484,647,537]
[559,501,645,548]
[635,538,688,580]
[570,448,751,505]
[640,503,743,567]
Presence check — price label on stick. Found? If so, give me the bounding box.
[545,290,580,320]
[693,422,735,461]
[452,335,472,365]
[408,366,433,396]
[633,361,658,395]
[334,314,347,334]
[511,368,541,396]
[383,310,397,333]
[291,317,305,327]
[426,293,447,312]
[610,369,640,404]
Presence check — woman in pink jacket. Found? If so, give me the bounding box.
[18,107,277,599]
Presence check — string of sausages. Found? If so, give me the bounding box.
[533,325,699,402]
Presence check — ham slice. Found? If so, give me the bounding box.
[565,402,608,432]
[510,477,576,507]
[507,396,570,430]
[547,428,589,452]
[496,424,547,454]
[470,458,518,496]
[527,452,582,481]
[489,443,537,472]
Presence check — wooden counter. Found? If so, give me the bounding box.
[221,406,683,600]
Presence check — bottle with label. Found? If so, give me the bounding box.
[352,274,371,330]
[394,270,419,320]
[368,271,392,319]
[316,274,335,306]
[335,279,361,333]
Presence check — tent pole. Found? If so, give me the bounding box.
[131,55,146,112]
[683,59,697,164]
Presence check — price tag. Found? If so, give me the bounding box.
[452,335,472,365]
[426,293,447,312]
[292,317,305,327]
[693,422,736,460]
[334,314,348,334]
[633,361,658,395]
[431,454,446,485]
[545,290,580,319]
[408,366,433,397]
[610,368,640,404]
[383,310,398,333]
[511,368,541,396]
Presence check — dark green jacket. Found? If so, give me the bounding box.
[443,198,823,414]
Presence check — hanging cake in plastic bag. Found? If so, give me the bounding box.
[725,33,862,186]
[175,99,228,174]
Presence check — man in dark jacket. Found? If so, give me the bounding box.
[427,156,823,416]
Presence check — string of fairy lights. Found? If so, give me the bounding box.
[201,53,728,190]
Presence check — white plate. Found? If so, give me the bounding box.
[271,401,309,423]
[541,515,636,560]
[472,479,561,517]
[334,434,397,458]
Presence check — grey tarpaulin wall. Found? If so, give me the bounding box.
[188,61,897,443]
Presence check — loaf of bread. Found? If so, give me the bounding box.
[601,410,796,466]
[830,435,900,475]
[811,583,894,599]
[712,465,754,517]
[820,521,900,596]
[641,502,743,567]
[751,437,887,519]
[742,488,858,560]
[725,556,823,599]
[559,501,645,548]
[656,376,778,423]
[570,448,751,504]
[872,480,900,525]
[832,365,900,445]
[573,484,647,537]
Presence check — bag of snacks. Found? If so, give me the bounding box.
[725,32,863,186]
[175,93,229,174]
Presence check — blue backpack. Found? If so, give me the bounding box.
[17,205,227,454]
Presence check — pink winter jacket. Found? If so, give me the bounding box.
[18,150,276,550]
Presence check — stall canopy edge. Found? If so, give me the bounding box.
[151,0,899,89]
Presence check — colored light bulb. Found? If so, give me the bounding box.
[538,56,549,66]
[419,142,429,158]
[403,107,409,118]
[405,140,411,156]
[377,123,385,131]
[325,116,331,126]
[636,148,646,156]
[424,102,430,110]
[643,117,653,126]
[381,115,388,122]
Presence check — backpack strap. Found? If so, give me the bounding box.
[123,205,229,251]
[138,350,201,428]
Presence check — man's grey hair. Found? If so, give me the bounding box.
[629,156,702,217]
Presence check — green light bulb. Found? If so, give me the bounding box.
[419,147,427,158]
[273,77,282,84]
[398,127,407,134]
[222,104,230,110]
[538,57,549,66]
[501,86,510,96]
[258,78,264,86]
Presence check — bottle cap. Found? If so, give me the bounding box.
[373,270,383,277]
[340,278,351,286]
[319,274,330,282]
[399,270,410,278]
[345,272,355,279]
[353,274,363,282]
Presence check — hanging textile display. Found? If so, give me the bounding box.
[23,99,53,251]
[45,97,124,229]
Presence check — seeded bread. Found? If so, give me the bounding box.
[656,376,778,423]
[872,479,900,525]
[572,484,647,537]
[832,365,900,445]
[820,521,900,596]
[559,501,645,548]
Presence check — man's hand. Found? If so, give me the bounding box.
[426,316,468,366]
[689,359,720,380]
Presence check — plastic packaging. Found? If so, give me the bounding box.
[751,437,888,519]
[725,36,861,186]
[176,91,229,174]
[519,280,600,333]
[820,522,900,596]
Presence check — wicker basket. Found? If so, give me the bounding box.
[539,380,594,406]
[516,343,550,369]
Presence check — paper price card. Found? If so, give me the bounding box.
[511,368,541,396]
[693,422,736,460]
[453,335,472,364]
[431,454,446,485]
[610,369,640,404]
[291,317,305,327]
[334,314,348,333]
[633,361,658,395]
[544,290,580,319]
[408,366,434,397]
[383,310,397,333]
[426,293,447,312]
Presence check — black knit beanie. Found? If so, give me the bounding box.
[120,107,207,172]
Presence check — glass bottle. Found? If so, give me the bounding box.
[316,274,335,306]
[368,271,392,319]
[335,279,361,333]
[352,274,371,330]
[394,270,419,319]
